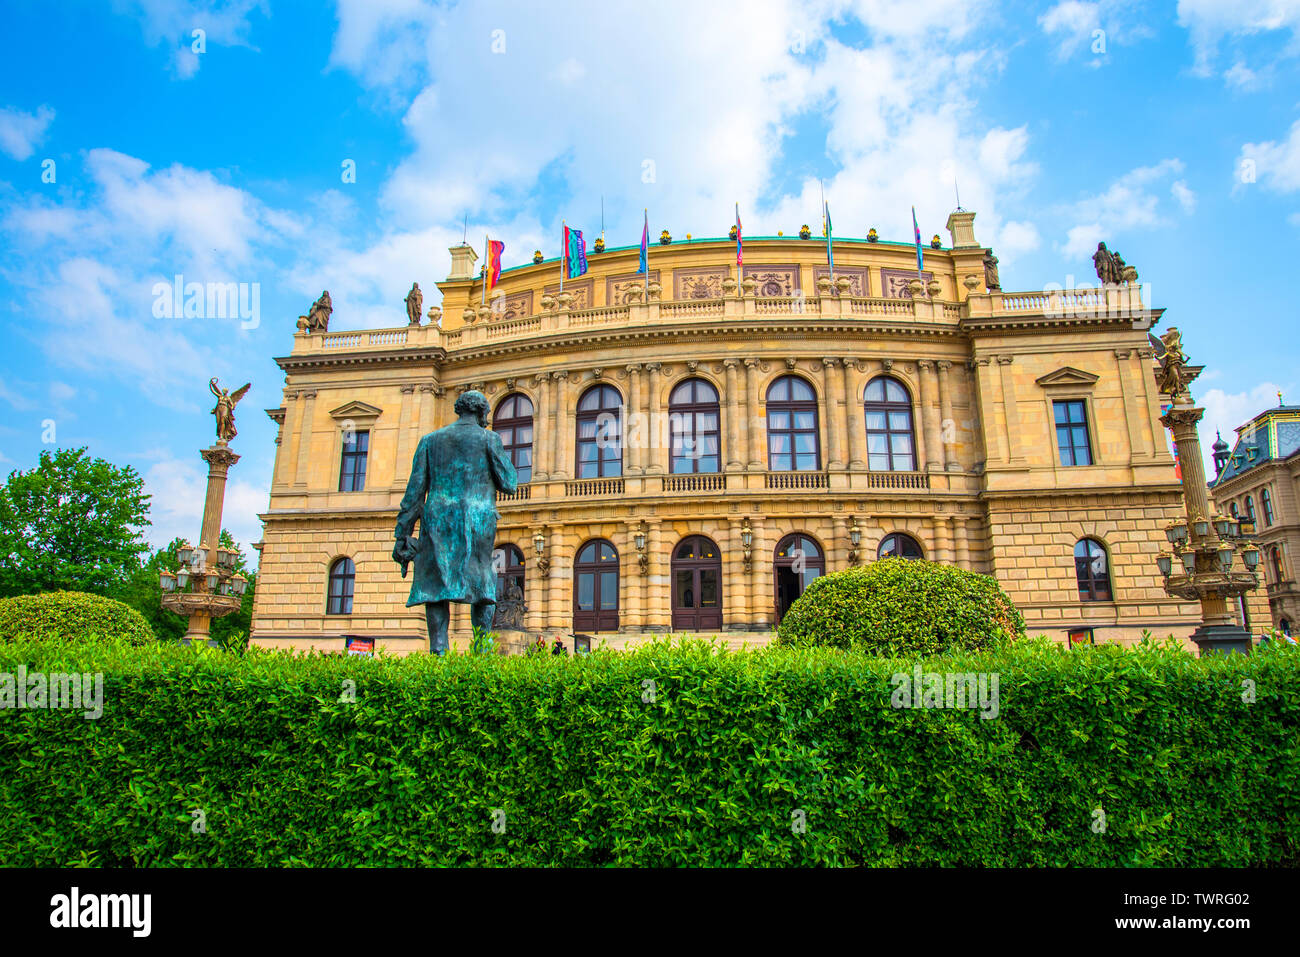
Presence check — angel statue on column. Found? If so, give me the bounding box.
[210,378,251,444]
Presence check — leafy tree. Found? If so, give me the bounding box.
[0,448,151,599]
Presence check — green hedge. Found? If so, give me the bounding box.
[777,558,1026,655]
[0,591,154,646]
[0,637,1296,866]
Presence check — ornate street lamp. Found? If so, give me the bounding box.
[741,517,753,574]
[635,519,649,576]
[158,378,250,646]
[848,515,862,565]
[1153,329,1261,654]
[533,528,550,576]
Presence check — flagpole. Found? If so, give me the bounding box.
[643,209,648,297]
[482,234,488,306]
[560,219,565,295]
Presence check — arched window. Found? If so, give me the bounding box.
[1230,501,1239,519]
[492,544,525,601]
[576,385,623,478]
[1262,487,1274,526]
[1074,539,1112,602]
[774,533,824,622]
[669,379,721,473]
[1272,547,1286,584]
[864,376,916,471]
[1245,495,1256,525]
[574,539,619,631]
[327,557,355,615]
[671,535,722,630]
[493,394,534,484]
[766,376,820,471]
[878,533,923,560]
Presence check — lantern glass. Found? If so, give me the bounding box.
[1217,545,1233,573]
[177,567,190,589]
[1164,525,1177,544]
[233,575,247,596]
[177,542,193,565]
[1242,545,1260,571]
[1156,553,1172,577]
[1230,521,1241,538]
[159,570,173,592]
[1171,523,1188,544]
[742,530,753,548]
[1180,550,1197,574]
[533,533,545,557]
[206,571,218,591]
[1193,519,1210,538]
[850,525,862,546]
[1214,516,1233,539]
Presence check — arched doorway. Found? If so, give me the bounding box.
[774,533,824,624]
[573,539,619,631]
[671,535,722,631]
[491,544,526,629]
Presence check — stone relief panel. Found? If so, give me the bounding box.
[673,267,728,300]
[605,272,659,306]
[814,266,868,297]
[742,264,800,297]
[543,279,592,310]
[880,268,935,299]
[490,290,534,320]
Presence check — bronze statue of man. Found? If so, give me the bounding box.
[405,282,423,326]
[393,390,517,654]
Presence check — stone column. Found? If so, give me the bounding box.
[822,358,844,470]
[392,384,416,488]
[997,356,1020,463]
[1133,349,1159,456]
[417,385,435,440]
[935,514,955,563]
[842,358,865,470]
[533,373,552,480]
[293,389,317,487]
[744,359,763,469]
[526,527,546,632]
[185,444,241,642]
[972,356,1003,465]
[645,519,669,631]
[917,360,941,471]
[626,364,643,474]
[724,359,742,470]
[547,524,571,635]
[554,371,573,480]
[644,364,664,475]
[726,516,745,629]
[1114,349,1139,465]
[751,519,772,630]
[954,515,970,569]
[937,359,959,471]
[274,390,299,488]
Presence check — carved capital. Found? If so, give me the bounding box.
[723,358,739,369]
[743,358,759,369]
[974,356,992,367]
[644,362,662,374]
[996,355,1014,366]
[552,370,571,382]
[1114,349,1132,360]
[534,373,549,385]
[399,384,416,394]
[820,357,839,369]
[936,359,953,372]
[300,389,318,400]
[917,359,935,372]
[201,445,241,473]
[626,363,643,375]
[432,386,445,397]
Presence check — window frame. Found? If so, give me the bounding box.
[668,378,722,474]
[877,532,924,560]
[1261,487,1274,526]
[864,376,917,472]
[575,385,624,479]
[1074,538,1112,603]
[493,394,535,484]
[326,557,355,615]
[766,375,821,472]
[1052,399,1095,468]
[338,429,370,492]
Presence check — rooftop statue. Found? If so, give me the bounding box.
[306,290,332,332]
[405,282,423,326]
[1093,242,1135,285]
[209,377,250,444]
[1156,326,1191,399]
[393,390,518,654]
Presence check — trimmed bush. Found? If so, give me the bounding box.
[776,558,1025,655]
[0,591,155,646]
[0,636,1296,866]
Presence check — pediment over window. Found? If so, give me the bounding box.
[1036,367,1099,388]
[329,400,383,424]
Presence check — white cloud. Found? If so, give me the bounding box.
[1223,60,1264,89]
[1170,179,1197,213]
[1201,379,1294,476]
[114,0,268,78]
[0,104,54,161]
[1239,119,1300,193]
[1059,158,1186,258]
[1177,0,1300,76]
[1039,0,1154,62]
[141,454,265,559]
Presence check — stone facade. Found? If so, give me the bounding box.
[251,212,1241,654]
[1210,406,1300,634]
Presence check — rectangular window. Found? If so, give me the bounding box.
[339,430,369,491]
[1053,400,1092,467]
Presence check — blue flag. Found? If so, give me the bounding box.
[912,206,924,276]
[637,209,648,274]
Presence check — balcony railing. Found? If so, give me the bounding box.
[565,477,625,497]
[497,485,531,502]
[764,471,829,490]
[865,471,930,490]
[661,473,728,492]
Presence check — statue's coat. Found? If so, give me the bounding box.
[395,418,518,606]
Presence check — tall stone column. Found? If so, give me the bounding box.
[293,389,317,487]
[554,371,573,480]
[533,373,552,480]
[646,519,668,631]
[954,515,970,569]
[526,527,546,633]
[935,514,955,563]
[183,444,241,643]
[936,359,959,471]
[842,358,865,470]
[626,364,644,474]
[724,359,742,470]
[392,384,416,488]
[1133,348,1160,456]
[822,358,844,469]
[972,356,1003,465]
[997,356,1021,463]
[917,360,941,471]
[644,363,664,475]
[274,390,299,488]
[744,359,763,469]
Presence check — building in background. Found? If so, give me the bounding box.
[1211,403,1300,634]
[250,210,1265,652]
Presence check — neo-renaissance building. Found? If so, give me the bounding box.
[249,210,1268,652]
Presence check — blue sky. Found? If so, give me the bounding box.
[1,0,1299,562]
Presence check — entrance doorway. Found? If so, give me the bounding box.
[671,536,722,631]
[773,533,824,624]
[573,539,619,631]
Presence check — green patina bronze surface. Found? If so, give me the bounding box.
[393,391,517,651]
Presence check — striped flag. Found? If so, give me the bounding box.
[563,225,588,279]
[912,206,924,277]
[735,202,743,265]
[637,209,649,275]
[483,236,504,304]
